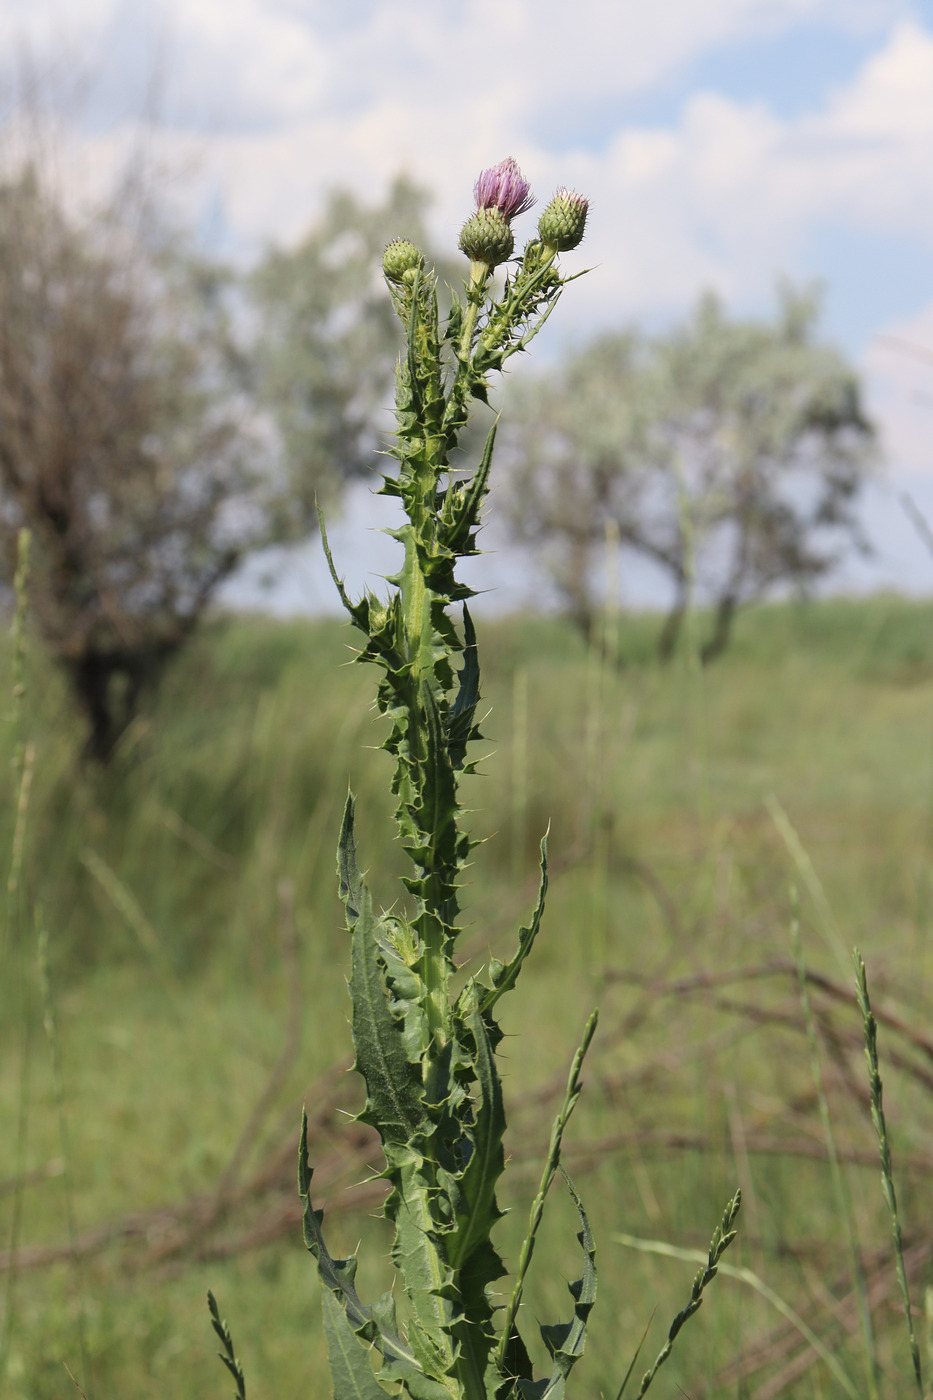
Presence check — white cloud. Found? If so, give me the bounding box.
[0,0,900,128]
[6,0,933,488]
[165,0,329,128]
[863,302,933,477]
[538,18,933,337]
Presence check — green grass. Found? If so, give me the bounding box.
[3,595,933,1397]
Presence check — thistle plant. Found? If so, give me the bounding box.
[264,159,596,1400]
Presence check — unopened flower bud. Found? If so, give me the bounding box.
[473,157,535,221]
[458,208,515,271]
[538,189,589,252]
[383,238,425,285]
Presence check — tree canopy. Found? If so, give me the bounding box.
[500,288,876,659]
[0,164,448,759]
[0,165,261,758]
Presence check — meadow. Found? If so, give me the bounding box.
[3,594,933,1399]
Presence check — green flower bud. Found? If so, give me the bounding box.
[383,238,425,285]
[458,208,515,272]
[537,188,589,252]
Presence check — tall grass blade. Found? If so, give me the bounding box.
[207,1289,247,1400]
[62,1361,90,1397]
[614,1311,655,1400]
[614,1189,741,1398]
[511,664,528,883]
[766,793,850,979]
[79,847,181,1016]
[7,738,34,900]
[790,894,878,1398]
[854,948,924,1398]
[675,463,710,830]
[37,911,90,1388]
[612,1214,861,1400]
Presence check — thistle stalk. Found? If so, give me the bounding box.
[296,159,596,1400]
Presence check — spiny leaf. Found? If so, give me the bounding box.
[299,1113,378,1337]
[321,1286,395,1400]
[350,885,427,1145]
[476,835,549,1024]
[300,1114,435,1384]
[444,1014,512,1396]
[389,1153,457,1376]
[405,266,425,421]
[338,791,364,925]
[447,605,481,771]
[421,675,457,823]
[443,422,497,556]
[318,504,370,634]
[374,915,432,1064]
[448,1011,506,1271]
[536,1169,597,1384]
[496,1011,599,1378]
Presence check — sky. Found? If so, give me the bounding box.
[4,0,933,610]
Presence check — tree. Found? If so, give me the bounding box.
[501,288,876,660]
[0,164,262,760]
[249,176,457,534]
[0,158,455,761]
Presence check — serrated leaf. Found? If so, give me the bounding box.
[537,1169,597,1380]
[321,1286,395,1400]
[516,1380,552,1400]
[390,1154,457,1376]
[444,421,497,556]
[448,1011,506,1271]
[443,294,463,345]
[300,1114,379,1338]
[319,504,370,633]
[447,605,480,771]
[405,268,424,419]
[417,680,458,876]
[300,1114,436,1384]
[476,836,549,1024]
[338,792,364,925]
[496,1012,598,1382]
[490,1323,536,1399]
[513,1176,597,1400]
[351,888,426,1145]
[375,916,432,1064]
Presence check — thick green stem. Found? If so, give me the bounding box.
[302,193,590,1400]
[459,279,485,362]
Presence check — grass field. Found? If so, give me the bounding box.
[3,595,933,1398]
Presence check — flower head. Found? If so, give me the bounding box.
[473,157,535,222]
[538,188,589,253]
[458,208,515,273]
[383,238,424,285]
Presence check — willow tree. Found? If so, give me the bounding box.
[0,166,260,759]
[502,288,875,660]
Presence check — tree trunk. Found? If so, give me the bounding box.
[656,586,687,662]
[700,592,738,664]
[68,653,124,763]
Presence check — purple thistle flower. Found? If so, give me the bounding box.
[473,157,535,222]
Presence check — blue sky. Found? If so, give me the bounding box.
[4,0,933,607]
